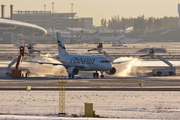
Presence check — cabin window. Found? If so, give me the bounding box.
[100,60,110,63]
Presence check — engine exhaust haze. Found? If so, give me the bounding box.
[26,54,66,77]
[114,57,141,77]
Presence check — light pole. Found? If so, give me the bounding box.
[71,3,74,42]
[52,2,54,43]
[1,5,5,18]
[44,5,46,29]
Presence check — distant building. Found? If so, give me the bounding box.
[12,10,93,30]
[0,18,47,43]
[178,4,180,28]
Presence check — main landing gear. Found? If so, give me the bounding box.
[93,71,104,78]
[93,71,99,78]
[100,71,104,78]
[69,74,74,78]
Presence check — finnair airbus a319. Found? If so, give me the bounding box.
[30,32,121,78]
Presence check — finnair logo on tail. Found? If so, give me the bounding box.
[57,33,65,49]
[57,41,65,49]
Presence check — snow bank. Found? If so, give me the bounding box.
[0,91,180,119]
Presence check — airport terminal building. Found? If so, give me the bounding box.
[12,10,93,30]
[0,19,48,44]
[0,7,93,44]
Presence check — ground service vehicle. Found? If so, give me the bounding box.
[6,46,30,78]
[142,48,176,76]
[148,68,176,76]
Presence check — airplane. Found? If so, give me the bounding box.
[136,48,167,54]
[62,29,101,44]
[112,41,123,47]
[76,30,83,37]
[100,27,142,43]
[100,30,126,43]
[111,36,123,47]
[28,32,122,78]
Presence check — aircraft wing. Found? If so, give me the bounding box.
[116,54,180,57]
[112,60,132,64]
[112,62,124,64]
[25,61,85,69]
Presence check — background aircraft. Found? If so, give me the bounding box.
[62,29,100,43]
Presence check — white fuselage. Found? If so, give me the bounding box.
[54,54,112,71]
[62,35,100,43]
[100,34,125,42]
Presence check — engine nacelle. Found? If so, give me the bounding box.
[105,67,116,75]
[67,67,79,75]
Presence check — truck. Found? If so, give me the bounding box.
[147,68,176,76]
[141,48,176,76]
[6,68,30,78]
[147,55,176,76]
[6,46,30,78]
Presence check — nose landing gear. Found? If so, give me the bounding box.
[100,75,104,78]
[68,74,74,78]
[100,71,104,78]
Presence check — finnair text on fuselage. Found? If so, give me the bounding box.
[70,57,95,64]
[55,54,112,71]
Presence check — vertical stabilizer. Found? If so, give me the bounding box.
[77,30,83,37]
[93,29,99,36]
[56,32,68,55]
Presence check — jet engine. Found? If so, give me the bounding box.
[105,67,116,75]
[67,67,79,75]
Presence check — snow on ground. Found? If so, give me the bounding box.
[0,91,180,119]
[0,115,145,120]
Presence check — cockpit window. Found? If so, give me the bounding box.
[100,60,110,63]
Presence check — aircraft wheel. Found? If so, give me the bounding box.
[93,73,99,78]
[100,75,104,78]
[69,74,71,78]
[93,73,96,78]
[169,71,173,76]
[96,73,99,78]
[72,75,74,78]
[157,71,162,76]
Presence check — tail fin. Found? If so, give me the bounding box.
[56,32,68,55]
[93,29,99,35]
[77,30,83,37]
